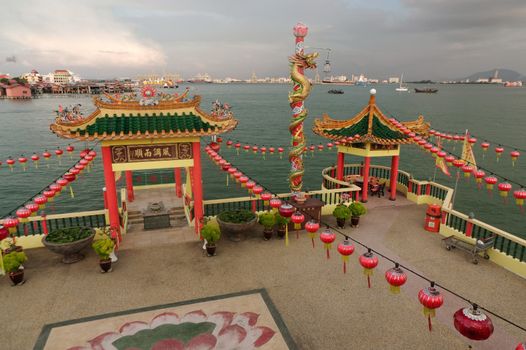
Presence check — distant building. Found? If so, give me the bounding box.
[388,77,400,84]
[53,69,73,84]
[21,69,42,84]
[0,82,32,99]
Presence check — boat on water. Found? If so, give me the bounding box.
[395,74,409,92]
[414,88,438,93]
[504,81,523,87]
[328,89,344,94]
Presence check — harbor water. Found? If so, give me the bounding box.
[0,84,525,238]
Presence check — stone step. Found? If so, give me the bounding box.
[128,214,186,224]
[127,208,184,219]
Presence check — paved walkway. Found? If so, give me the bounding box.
[1,195,525,349]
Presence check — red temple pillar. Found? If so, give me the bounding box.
[362,157,371,202]
[336,152,345,181]
[175,168,182,198]
[101,146,120,235]
[389,155,399,201]
[192,142,204,236]
[125,170,134,202]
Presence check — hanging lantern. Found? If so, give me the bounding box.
[246,180,255,193]
[269,147,275,155]
[75,163,85,172]
[34,195,48,209]
[260,146,267,160]
[228,167,237,178]
[88,150,97,158]
[16,207,31,223]
[291,211,305,239]
[453,135,461,142]
[66,144,75,158]
[498,182,512,202]
[309,145,315,156]
[334,141,340,146]
[418,139,427,146]
[42,150,51,167]
[319,227,336,259]
[484,176,498,194]
[445,134,453,141]
[437,151,446,159]
[56,178,69,189]
[384,263,407,294]
[239,175,249,187]
[84,154,93,162]
[252,145,258,154]
[243,145,250,153]
[495,146,504,162]
[408,132,416,138]
[261,192,272,206]
[480,141,490,154]
[6,157,15,171]
[359,249,379,288]
[80,149,88,158]
[18,155,28,171]
[3,217,19,234]
[452,159,464,168]
[233,171,242,183]
[510,150,520,166]
[461,164,474,178]
[235,142,241,155]
[226,140,233,148]
[327,142,333,150]
[279,203,294,246]
[430,147,439,156]
[25,202,39,216]
[49,183,62,195]
[252,185,263,198]
[55,147,64,164]
[0,225,9,241]
[216,136,223,144]
[474,170,486,189]
[317,144,324,152]
[269,198,282,212]
[413,135,422,142]
[453,304,494,341]
[516,342,526,350]
[69,168,80,176]
[513,189,526,211]
[304,220,319,248]
[445,155,455,167]
[468,137,477,145]
[418,281,444,331]
[43,188,56,202]
[424,143,433,151]
[278,147,284,159]
[31,153,40,169]
[429,129,436,136]
[337,239,355,273]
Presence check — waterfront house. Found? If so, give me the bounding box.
[0,82,32,99]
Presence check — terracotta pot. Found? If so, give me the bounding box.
[351,216,360,227]
[9,269,24,285]
[206,243,216,256]
[263,228,273,240]
[276,226,286,239]
[99,258,112,273]
[336,217,346,228]
[216,216,257,242]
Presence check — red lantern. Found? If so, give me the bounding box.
[34,195,48,209]
[334,141,340,146]
[25,202,39,216]
[516,342,526,350]
[2,217,19,234]
[234,142,241,155]
[495,146,504,161]
[43,189,56,202]
[209,142,220,152]
[88,150,97,158]
[327,142,333,149]
[242,144,250,153]
[233,171,242,183]
[239,175,249,187]
[84,154,93,162]
[317,144,324,152]
[269,198,282,212]
[252,145,258,154]
[278,147,284,159]
[384,263,407,294]
[226,140,233,148]
[445,134,453,141]
[437,151,446,158]
[418,282,444,331]
[468,137,477,144]
[69,168,80,176]
[279,203,294,246]
[252,185,263,198]
[359,249,378,288]
[269,147,275,155]
[16,207,31,223]
[304,220,319,248]
[0,225,8,241]
[56,178,69,188]
[18,155,28,171]
[510,150,520,166]
[424,143,433,151]
[445,155,455,167]
[228,167,237,178]
[246,180,255,193]
[337,239,355,273]
[430,147,439,156]
[453,304,494,341]
[66,144,75,158]
[6,157,15,171]
[498,182,512,203]
[453,134,461,141]
[261,192,272,206]
[319,227,336,259]
[514,189,526,212]
[484,176,497,194]
[216,137,222,143]
[291,211,305,239]
[418,139,427,146]
[480,142,490,152]
[452,159,464,168]
[461,164,474,178]
[474,170,485,189]
[55,147,63,158]
[80,149,88,158]
[31,153,40,168]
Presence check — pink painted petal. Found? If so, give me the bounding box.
[151,339,185,350]
[66,347,91,350]
[208,311,235,336]
[185,333,217,350]
[118,321,149,336]
[87,331,121,348]
[181,310,207,323]
[233,312,259,327]
[150,312,180,328]
[216,324,247,348]
[238,326,276,348]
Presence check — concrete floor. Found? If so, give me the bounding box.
[2,195,525,349]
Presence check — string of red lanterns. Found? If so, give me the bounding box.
[205,145,525,341]
[1,144,82,172]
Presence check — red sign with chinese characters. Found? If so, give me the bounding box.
[111,143,193,163]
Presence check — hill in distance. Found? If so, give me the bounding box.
[460,68,524,82]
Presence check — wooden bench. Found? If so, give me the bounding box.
[442,235,495,264]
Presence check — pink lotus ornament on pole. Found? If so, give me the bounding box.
[293,22,308,38]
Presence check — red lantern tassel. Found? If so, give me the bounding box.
[24,224,28,236]
[70,185,75,198]
[325,243,331,259]
[342,255,349,274]
[285,224,289,247]
[309,232,315,248]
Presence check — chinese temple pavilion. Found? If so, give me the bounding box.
[313,89,429,202]
[50,88,237,236]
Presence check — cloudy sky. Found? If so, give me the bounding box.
[1,0,525,80]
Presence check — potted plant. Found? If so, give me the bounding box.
[259,212,275,240]
[3,251,27,285]
[349,202,367,227]
[216,210,257,242]
[92,230,115,273]
[200,223,221,256]
[332,204,351,228]
[274,213,288,239]
[42,226,95,263]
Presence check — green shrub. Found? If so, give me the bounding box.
[259,212,276,229]
[46,227,93,243]
[349,202,367,217]
[332,204,351,220]
[3,251,27,273]
[92,237,115,260]
[274,213,288,227]
[201,223,221,244]
[218,210,256,224]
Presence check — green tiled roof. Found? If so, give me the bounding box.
[324,115,407,140]
[371,117,407,139]
[71,113,218,136]
[325,116,368,137]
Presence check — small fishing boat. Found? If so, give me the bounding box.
[414,88,438,93]
[328,89,344,94]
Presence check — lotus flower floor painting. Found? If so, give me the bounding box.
[35,290,294,350]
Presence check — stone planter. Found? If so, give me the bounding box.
[216,216,257,242]
[42,228,95,264]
